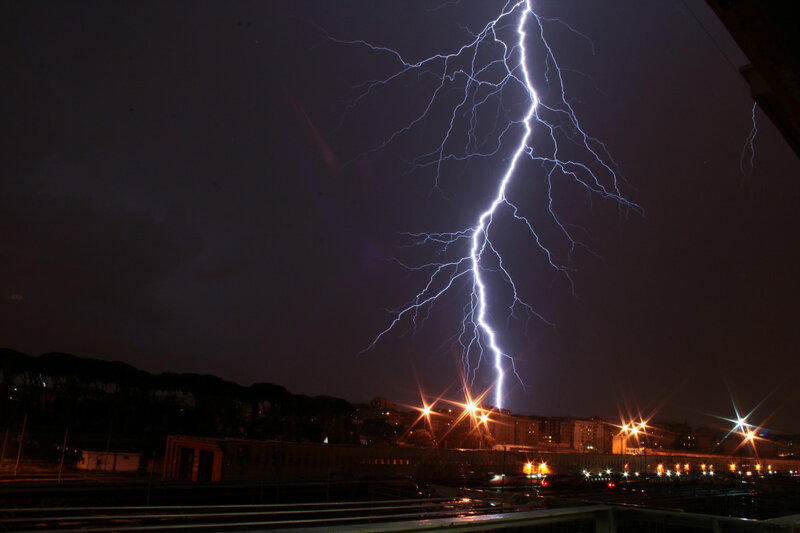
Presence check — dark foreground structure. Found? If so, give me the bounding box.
[163,435,800,483]
[163,435,524,483]
[706,0,800,158]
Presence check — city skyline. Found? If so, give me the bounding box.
[4,346,796,454]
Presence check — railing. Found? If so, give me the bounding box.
[0,498,493,531]
[319,505,800,533]
[2,500,799,531]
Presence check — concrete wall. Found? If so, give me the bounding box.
[77,451,141,472]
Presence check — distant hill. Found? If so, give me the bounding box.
[0,348,359,456]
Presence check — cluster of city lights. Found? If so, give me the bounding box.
[619,408,770,456]
[617,418,650,451]
[404,391,795,479]
[726,414,767,455]
[583,468,619,478]
[699,464,716,476]
[579,462,798,479]
[523,461,550,475]
[656,462,694,477]
[614,409,792,478]
[410,387,552,477]
[580,463,792,479]
[408,386,498,446]
[715,393,774,456]
[619,419,648,438]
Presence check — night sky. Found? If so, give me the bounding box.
[3,1,799,433]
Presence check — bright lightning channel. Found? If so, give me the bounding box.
[334,1,639,408]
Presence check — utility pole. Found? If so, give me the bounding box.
[104,419,113,471]
[0,427,8,466]
[501,445,507,493]
[58,427,69,483]
[146,452,155,506]
[14,414,27,477]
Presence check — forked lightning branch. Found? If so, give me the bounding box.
[333,0,639,408]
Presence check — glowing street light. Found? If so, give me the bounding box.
[620,419,647,438]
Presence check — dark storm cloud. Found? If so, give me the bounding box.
[0,195,199,303]
[2,1,799,432]
[0,192,201,368]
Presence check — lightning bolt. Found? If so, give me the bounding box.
[740,101,758,180]
[333,1,640,408]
